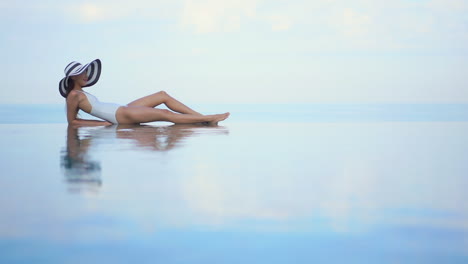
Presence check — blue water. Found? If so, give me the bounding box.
[1,104,468,263]
[1,103,468,124]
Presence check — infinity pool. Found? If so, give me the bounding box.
[0,104,467,263]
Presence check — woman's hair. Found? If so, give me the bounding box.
[64,77,81,118]
[64,78,75,98]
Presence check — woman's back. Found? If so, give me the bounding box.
[74,90,121,124]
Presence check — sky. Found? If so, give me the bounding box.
[1,0,468,104]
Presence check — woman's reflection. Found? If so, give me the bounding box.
[115,124,199,151]
[61,125,102,194]
[61,123,228,193]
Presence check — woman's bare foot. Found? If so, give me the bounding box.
[208,112,230,126]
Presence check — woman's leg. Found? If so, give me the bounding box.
[127,91,202,115]
[117,106,229,125]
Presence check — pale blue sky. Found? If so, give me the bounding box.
[1,0,468,104]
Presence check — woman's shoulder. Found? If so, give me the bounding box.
[66,90,87,103]
[67,89,79,96]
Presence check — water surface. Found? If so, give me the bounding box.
[0,104,467,263]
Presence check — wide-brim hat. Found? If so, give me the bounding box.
[59,59,102,98]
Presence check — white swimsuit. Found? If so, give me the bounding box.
[80,91,122,124]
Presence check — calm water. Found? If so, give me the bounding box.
[0,104,468,263]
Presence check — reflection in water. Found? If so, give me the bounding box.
[60,123,229,193]
[115,123,205,151]
[61,125,102,193]
[2,121,467,263]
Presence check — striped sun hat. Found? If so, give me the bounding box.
[59,59,102,98]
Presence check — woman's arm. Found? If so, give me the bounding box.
[71,118,113,127]
[66,91,112,127]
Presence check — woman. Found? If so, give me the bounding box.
[59,59,230,126]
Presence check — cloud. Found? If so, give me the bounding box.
[266,15,293,31]
[65,2,134,23]
[339,8,371,36]
[180,0,257,33]
[7,0,467,48]
[76,3,103,22]
[63,0,181,23]
[428,0,468,11]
